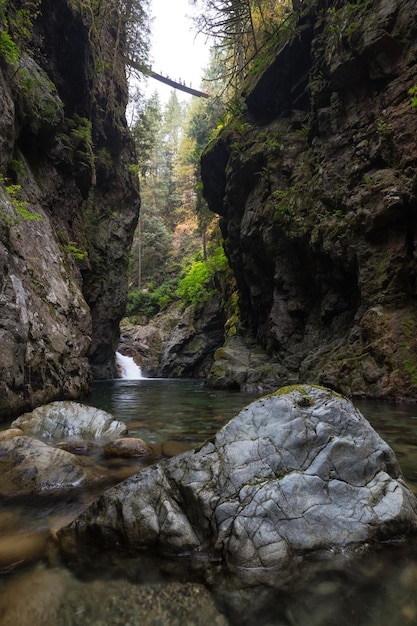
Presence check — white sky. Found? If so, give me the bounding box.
[145,0,210,102]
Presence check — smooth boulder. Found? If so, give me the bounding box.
[102,437,151,458]
[60,386,417,573]
[11,401,127,442]
[0,436,103,496]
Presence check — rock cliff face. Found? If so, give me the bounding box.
[119,295,226,378]
[202,0,417,399]
[0,0,139,418]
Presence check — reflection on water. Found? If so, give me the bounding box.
[0,380,417,626]
[356,400,417,490]
[86,378,261,448]
[87,380,417,489]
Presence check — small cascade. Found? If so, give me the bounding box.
[115,351,145,380]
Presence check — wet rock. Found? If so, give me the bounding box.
[0,568,228,626]
[60,386,417,580]
[0,568,70,626]
[55,440,98,456]
[11,401,127,442]
[0,427,24,441]
[0,69,15,170]
[207,334,284,393]
[0,531,49,572]
[159,440,193,458]
[0,0,140,416]
[102,437,151,458]
[0,436,103,496]
[119,293,226,378]
[61,580,228,626]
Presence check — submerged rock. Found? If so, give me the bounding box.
[0,436,103,496]
[0,530,49,572]
[0,428,24,441]
[102,437,151,458]
[55,439,99,456]
[11,401,127,442]
[0,568,70,626]
[59,386,417,578]
[62,580,228,626]
[0,568,227,626]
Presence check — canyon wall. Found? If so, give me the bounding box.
[202,0,417,399]
[0,0,139,417]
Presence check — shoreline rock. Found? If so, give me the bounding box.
[11,401,128,443]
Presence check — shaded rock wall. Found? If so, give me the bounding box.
[201,0,417,399]
[0,0,139,417]
[119,295,226,378]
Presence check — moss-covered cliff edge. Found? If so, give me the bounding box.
[202,0,417,399]
[0,0,139,417]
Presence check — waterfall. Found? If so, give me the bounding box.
[115,352,145,380]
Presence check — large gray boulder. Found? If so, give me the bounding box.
[11,401,127,442]
[60,386,417,575]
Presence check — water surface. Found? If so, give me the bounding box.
[86,378,261,447]
[1,380,417,625]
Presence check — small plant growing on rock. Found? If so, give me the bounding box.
[63,242,87,260]
[61,115,97,186]
[0,29,19,65]
[408,85,417,109]
[0,178,41,222]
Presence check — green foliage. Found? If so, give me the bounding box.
[272,189,294,220]
[126,281,176,320]
[176,245,229,309]
[131,92,162,177]
[63,241,87,260]
[0,0,40,65]
[191,0,293,91]
[16,66,64,135]
[208,244,229,273]
[69,0,150,88]
[127,55,229,318]
[408,85,417,109]
[176,260,211,307]
[377,119,390,135]
[62,115,96,184]
[10,159,25,176]
[0,29,19,65]
[1,180,41,222]
[404,358,417,386]
[327,0,372,38]
[126,289,158,319]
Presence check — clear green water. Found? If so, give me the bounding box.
[0,380,417,625]
[86,378,261,447]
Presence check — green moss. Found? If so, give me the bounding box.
[0,30,19,66]
[404,359,417,386]
[272,384,344,401]
[16,64,64,135]
[273,384,310,396]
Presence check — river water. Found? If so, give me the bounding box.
[0,379,417,625]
